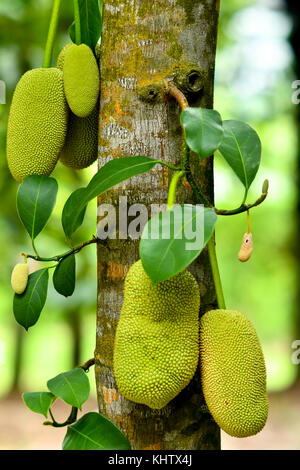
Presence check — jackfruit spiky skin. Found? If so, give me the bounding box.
[59,105,99,169]
[199,309,268,438]
[63,44,100,118]
[114,260,200,409]
[11,263,29,294]
[7,68,68,182]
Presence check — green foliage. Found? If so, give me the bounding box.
[13,268,49,330]
[23,391,56,418]
[53,254,76,297]
[17,175,58,240]
[181,107,224,160]
[69,0,102,50]
[47,367,90,410]
[62,412,131,450]
[140,205,217,284]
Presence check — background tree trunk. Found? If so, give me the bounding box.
[95,0,221,450]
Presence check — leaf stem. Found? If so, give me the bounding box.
[42,0,62,68]
[207,235,226,310]
[44,406,78,428]
[73,0,81,45]
[167,171,186,209]
[22,237,105,263]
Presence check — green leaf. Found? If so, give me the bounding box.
[13,268,49,330]
[53,254,76,297]
[181,107,224,160]
[62,412,131,450]
[218,120,261,193]
[23,392,56,418]
[62,156,160,239]
[17,175,58,240]
[47,368,90,410]
[140,205,217,284]
[69,0,102,49]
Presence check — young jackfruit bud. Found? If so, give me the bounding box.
[11,263,29,295]
[238,232,253,262]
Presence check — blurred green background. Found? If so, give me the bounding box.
[0,0,299,450]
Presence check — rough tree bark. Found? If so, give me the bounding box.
[95,0,221,450]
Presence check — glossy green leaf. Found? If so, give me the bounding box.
[69,0,102,49]
[181,107,224,160]
[140,205,217,284]
[53,254,76,297]
[218,120,261,192]
[13,268,49,330]
[62,412,131,450]
[62,157,160,239]
[47,368,90,410]
[23,392,56,418]
[17,175,58,240]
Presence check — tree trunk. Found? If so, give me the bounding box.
[95,0,221,450]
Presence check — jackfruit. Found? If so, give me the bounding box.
[114,260,200,409]
[7,68,68,182]
[59,105,99,169]
[199,309,268,438]
[63,44,100,118]
[11,263,29,294]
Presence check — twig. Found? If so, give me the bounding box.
[80,358,95,372]
[22,236,106,263]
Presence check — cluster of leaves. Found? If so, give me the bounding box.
[23,367,130,450]
[13,106,262,330]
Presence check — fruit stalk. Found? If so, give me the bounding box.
[73,0,81,45]
[43,0,62,68]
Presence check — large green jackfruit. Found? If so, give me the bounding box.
[56,44,99,169]
[63,44,100,118]
[114,260,200,409]
[199,309,268,438]
[7,68,68,182]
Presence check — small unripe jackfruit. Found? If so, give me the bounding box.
[11,263,29,294]
[63,44,100,118]
[7,68,68,182]
[114,260,200,409]
[57,43,100,70]
[199,309,268,438]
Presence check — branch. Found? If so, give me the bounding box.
[80,358,95,372]
[215,182,269,215]
[22,236,106,263]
